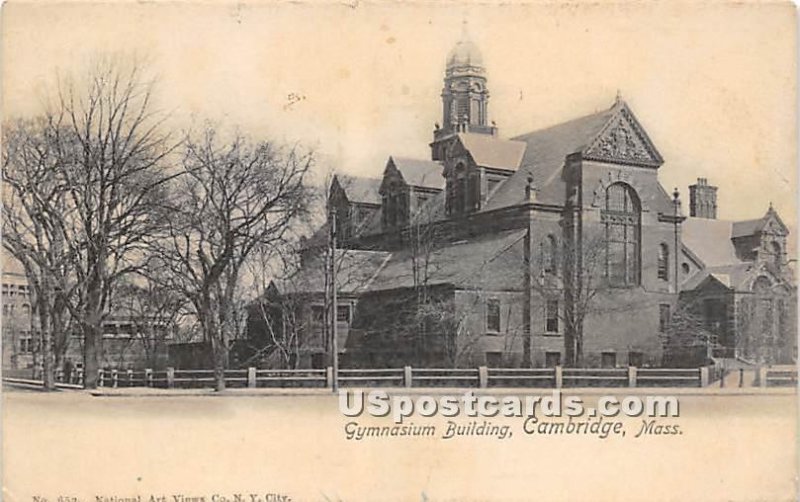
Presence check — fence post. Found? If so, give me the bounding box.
[404,366,413,388]
[98,369,105,388]
[628,366,637,388]
[478,366,488,389]
[759,367,768,388]
[247,367,257,388]
[739,368,744,388]
[700,366,709,387]
[127,369,134,387]
[555,366,563,389]
[111,369,118,388]
[69,367,76,384]
[145,369,153,388]
[77,368,84,387]
[326,367,334,388]
[166,367,175,389]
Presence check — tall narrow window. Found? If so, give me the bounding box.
[543,235,558,275]
[659,304,671,332]
[603,183,641,286]
[657,243,669,281]
[772,242,782,269]
[486,299,501,333]
[545,299,559,333]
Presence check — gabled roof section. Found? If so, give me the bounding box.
[583,100,664,168]
[273,249,392,296]
[681,217,739,267]
[333,174,382,206]
[484,105,615,210]
[682,262,786,293]
[732,206,789,238]
[388,156,445,190]
[482,99,666,211]
[456,133,527,171]
[368,229,526,291]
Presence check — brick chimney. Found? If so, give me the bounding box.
[688,177,717,219]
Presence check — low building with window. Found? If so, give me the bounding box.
[1,260,35,375]
[251,28,795,369]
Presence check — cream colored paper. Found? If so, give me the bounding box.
[3,1,797,501]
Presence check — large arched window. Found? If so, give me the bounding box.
[603,183,641,286]
[657,243,669,281]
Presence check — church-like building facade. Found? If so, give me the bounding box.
[255,28,796,369]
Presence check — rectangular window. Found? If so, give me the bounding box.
[19,337,33,354]
[601,351,617,368]
[485,351,502,367]
[336,305,351,323]
[628,351,643,367]
[486,299,501,333]
[545,300,559,333]
[659,304,671,332]
[545,352,561,368]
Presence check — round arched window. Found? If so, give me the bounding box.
[602,183,641,286]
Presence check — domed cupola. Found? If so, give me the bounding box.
[446,27,485,74]
[431,21,495,161]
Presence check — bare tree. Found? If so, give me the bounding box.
[112,276,188,369]
[153,126,313,390]
[6,59,181,388]
[3,117,77,389]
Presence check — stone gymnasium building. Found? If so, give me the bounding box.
[253,27,796,370]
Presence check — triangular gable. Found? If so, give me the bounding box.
[763,206,789,236]
[583,101,664,168]
[378,157,407,195]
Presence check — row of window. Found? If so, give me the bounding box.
[2,284,30,297]
[484,351,644,368]
[490,299,674,335]
[2,303,31,316]
[486,298,559,334]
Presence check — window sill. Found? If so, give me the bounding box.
[485,331,503,336]
[542,332,562,337]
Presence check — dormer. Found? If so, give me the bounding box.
[329,174,382,242]
[379,156,445,231]
[442,133,525,215]
[731,205,789,268]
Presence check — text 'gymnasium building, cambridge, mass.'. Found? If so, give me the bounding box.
[252,26,797,370]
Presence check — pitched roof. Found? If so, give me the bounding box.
[335,174,382,205]
[368,229,526,291]
[731,218,764,238]
[390,157,445,190]
[484,106,615,210]
[731,207,788,238]
[457,133,527,171]
[683,263,756,292]
[274,249,392,296]
[681,217,739,267]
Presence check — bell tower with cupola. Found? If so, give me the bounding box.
[431,21,496,161]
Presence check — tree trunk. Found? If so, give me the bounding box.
[83,324,100,388]
[37,290,55,390]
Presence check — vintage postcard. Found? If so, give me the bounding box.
[2,1,797,500]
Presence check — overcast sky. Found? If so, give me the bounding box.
[3,1,796,232]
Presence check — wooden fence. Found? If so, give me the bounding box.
[82,365,711,389]
[8,364,794,390]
